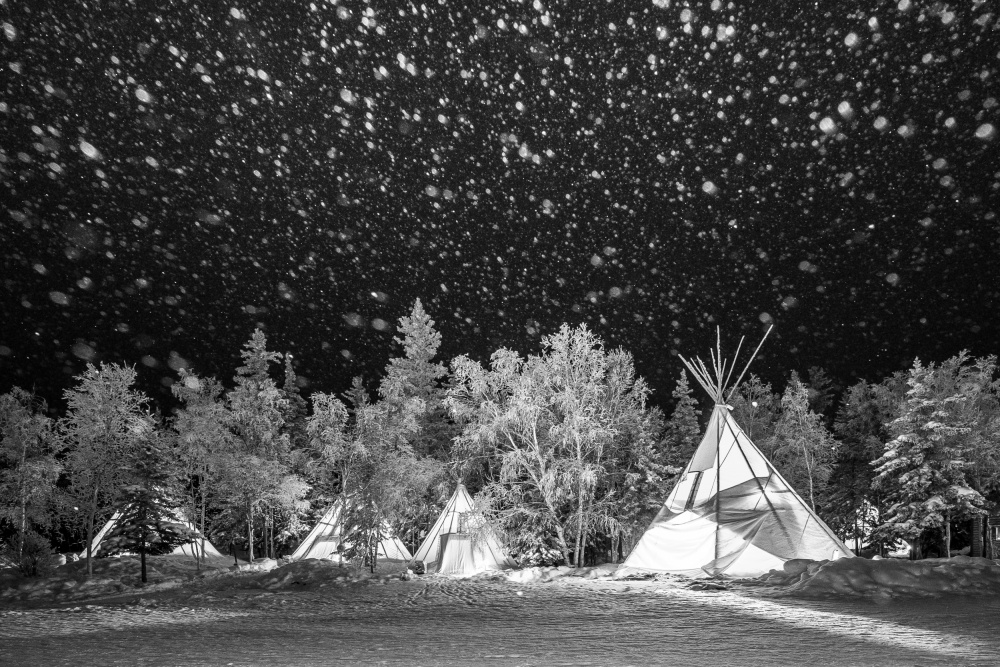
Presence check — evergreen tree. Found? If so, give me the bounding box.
[804,366,837,421]
[379,299,453,459]
[103,428,194,583]
[829,379,896,553]
[228,329,289,460]
[729,374,780,444]
[661,370,702,470]
[873,358,986,559]
[281,353,310,451]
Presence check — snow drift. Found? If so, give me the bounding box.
[753,556,1000,598]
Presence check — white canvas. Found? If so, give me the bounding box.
[624,405,853,577]
[412,483,516,575]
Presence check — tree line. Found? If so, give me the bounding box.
[2,300,998,577]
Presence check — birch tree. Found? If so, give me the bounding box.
[0,388,60,573]
[171,370,232,567]
[62,363,151,576]
[769,374,836,512]
[447,324,653,566]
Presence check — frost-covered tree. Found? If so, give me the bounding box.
[0,388,60,572]
[213,451,307,562]
[227,329,289,460]
[102,427,193,583]
[730,374,780,444]
[769,373,836,512]
[873,358,986,559]
[447,324,654,567]
[305,388,353,499]
[62,363,151,576]
[171,370,232,566]
[379,298,453,459]
[661,370,702,470]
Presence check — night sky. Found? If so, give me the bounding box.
[1,0,997,414]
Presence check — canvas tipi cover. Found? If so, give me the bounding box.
[624,404,853,577]
[412,484,515,575]
[291,497,413,562]
[82,508,224,559]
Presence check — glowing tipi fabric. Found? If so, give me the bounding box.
[624,329,852,577]
[412,483,516,575]
[82,508,224,559]
[290,497,412,562]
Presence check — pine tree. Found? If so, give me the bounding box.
[379,299,452,459]
[103,429,193,583]
[281,353,310,452]
[873,358,986,559]
[661,370,702,470]
[804,366,837,420]
[228,329,289,459]
[829,380,895,553]
[729,374,780,444]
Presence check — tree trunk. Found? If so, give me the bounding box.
[198,487,207,570]
[553,523,570,565]
[140,514,148,583]
[17,438,28,564]
[247,511,254,562]
[971,516,983,558]
[574,478,586,568]
[86,486,99,577]
[944,513,951,559]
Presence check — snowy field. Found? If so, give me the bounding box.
[2,558,999,666]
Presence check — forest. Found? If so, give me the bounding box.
[2,299,999,577]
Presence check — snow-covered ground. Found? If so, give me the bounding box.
[2,556,999,666]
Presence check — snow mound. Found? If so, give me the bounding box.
[757,556,1000,598]
[0,554,232,604]
[507,565,619,584]
[233,558,278,573]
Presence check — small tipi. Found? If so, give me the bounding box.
[82,508,223,559]
[412,483,516,575]
[624,329,853,577]
[290,497,412,562]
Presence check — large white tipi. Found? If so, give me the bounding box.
[412,483,515,575]
[82,508,224,559]
[290,497,412,562]
[624,329,853,577]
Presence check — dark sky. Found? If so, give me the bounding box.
[1,0,997,414]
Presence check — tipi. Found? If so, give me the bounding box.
[624,329,853,577]
[82,508,224,559]
[412,483,516,575]
[290,497,412,562]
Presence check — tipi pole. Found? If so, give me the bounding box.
[725,325,773,404]
[714,402,722,567]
